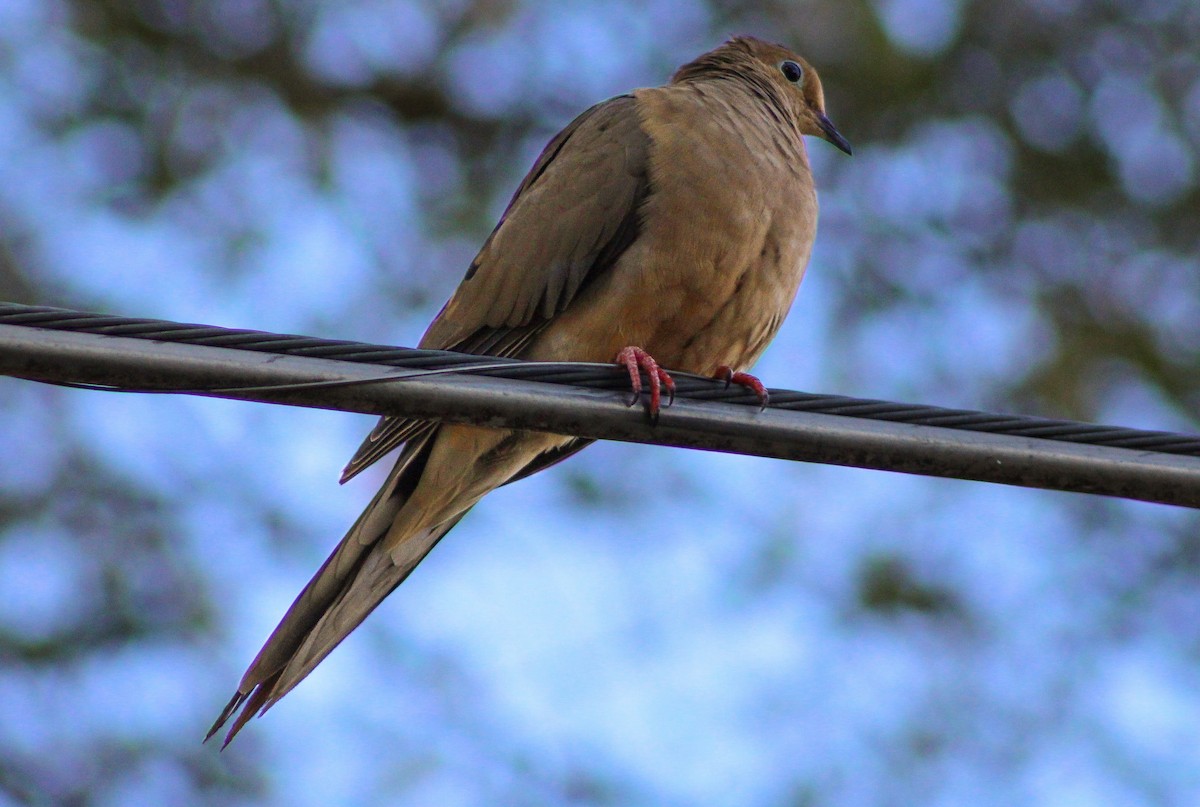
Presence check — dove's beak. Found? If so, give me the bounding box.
[816,113,852,156]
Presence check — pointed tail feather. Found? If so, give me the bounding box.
[208,427,588,747]
[206,433,457,746]
[208,517,462,746]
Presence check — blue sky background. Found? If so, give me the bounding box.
[2,0,1200,804]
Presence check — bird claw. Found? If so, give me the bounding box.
[616,346,676,417]
[713,365,769,410]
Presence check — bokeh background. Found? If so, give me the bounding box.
[2,0,1200,804]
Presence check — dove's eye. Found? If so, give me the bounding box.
[780,60,803,83]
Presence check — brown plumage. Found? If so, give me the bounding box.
[207,35,850,746]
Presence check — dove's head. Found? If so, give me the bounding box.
[672,36,852,156]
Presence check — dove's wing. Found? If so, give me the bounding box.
[341,94,650,482]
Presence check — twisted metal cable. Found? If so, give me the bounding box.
[4,301,1199,457]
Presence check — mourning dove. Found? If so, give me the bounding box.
[208,35,850,745]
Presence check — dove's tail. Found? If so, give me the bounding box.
[205,431,459,748]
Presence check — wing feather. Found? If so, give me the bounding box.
[340,94,651,483]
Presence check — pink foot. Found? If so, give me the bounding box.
[714,365,769,410]
[616,346,676,416]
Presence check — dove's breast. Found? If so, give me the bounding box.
[528,82,819,375]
